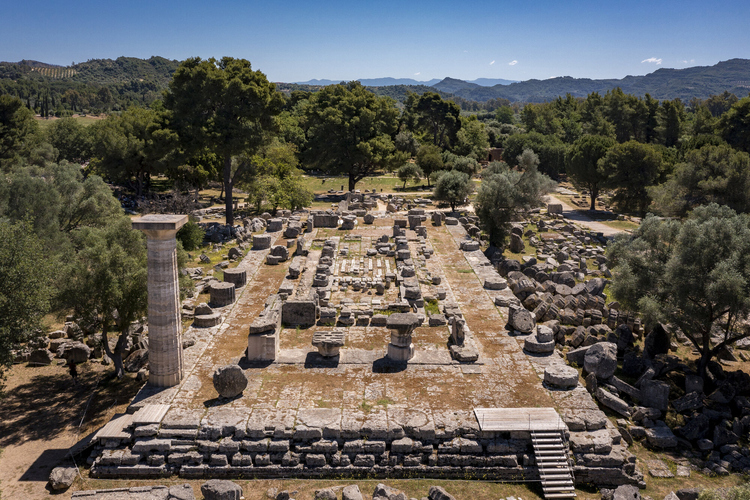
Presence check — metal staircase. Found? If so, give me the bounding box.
[531,429,576,499]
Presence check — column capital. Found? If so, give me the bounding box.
[132,214,189,240]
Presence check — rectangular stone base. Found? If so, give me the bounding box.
[248,331,278,361]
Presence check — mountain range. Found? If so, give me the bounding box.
[295,77,516,87]
[2,57,749,104]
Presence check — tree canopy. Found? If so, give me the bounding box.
[164,57,283,224]
[475,150,555,248]
[607,204,750,380]
[600,140,663,216]
[302,81,403,191]
[565,134,616,210]
[0,220,53,375]
[649,144,750,217]
[433,169,473,212]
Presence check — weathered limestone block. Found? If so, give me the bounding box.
[223,268,247,288]
[544,364,579,388]
[313,213,339,228]
[312,330,346,357]
[281,298,317,327]
[247,331,278,362]
[569,429,613,454]
[252,234,272,250]
[266,219,283,232]
[548,203,563,214]
[210,282,236,307]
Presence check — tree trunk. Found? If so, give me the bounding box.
[590,186,597,211]
[101,323,125,379]
[224,154,234,226]
[348,174,356,192]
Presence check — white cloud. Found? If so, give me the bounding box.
[641,57,662,65]
[490,60,495,65]
[681,59,695,64]
[509,60,518,66]
[414,72,420,76]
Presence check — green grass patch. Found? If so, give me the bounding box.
[377,397,394,407]
[424,299,440,316]
[456,268,474,274]
[360,401,373,413]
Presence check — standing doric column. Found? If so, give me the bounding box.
[132,214,188,387]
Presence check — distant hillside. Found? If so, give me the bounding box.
[295,77,513,87]
[431,59,750,102]
[0,56,180,85]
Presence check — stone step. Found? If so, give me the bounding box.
[543,492,577,499]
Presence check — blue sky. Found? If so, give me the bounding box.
[2,0,748,83]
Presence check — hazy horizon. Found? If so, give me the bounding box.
[2,0,748,83]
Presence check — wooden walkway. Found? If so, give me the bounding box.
[474,407,566,432]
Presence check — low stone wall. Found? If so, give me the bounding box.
[88,408,640,487]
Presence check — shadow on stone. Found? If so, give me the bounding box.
[372,357,407,373]
[238,356,273,370]
[203,393,243,408]
[304,352,340,368]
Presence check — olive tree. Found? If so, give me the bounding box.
[607,204,750,381]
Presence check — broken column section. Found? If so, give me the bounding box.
[247,295,282,362]
[386,312,420,362]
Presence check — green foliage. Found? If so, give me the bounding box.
[410,91,461,149]
[0,161,121,248]
[502,132,567,178]
[394,129,420,156]
[164,57,283,224]
[302,81,403,191]
[397,163,423,189]
[59,217,148,378]
[89,106,172,196]
[649,144,750,216]
[495,105,515,124]
[718,96,750,153]
[433,170,474,212]
[600,140,663,216]
[176,220,205,251]
[453,116,489,160]
[565,135,616,210]
[416,144,444,185]
[240,140,313,213]
[0,95,39,171]
[0,220,53,375]
[475,151,555,248]
[607,204,750,379]
[45,116,92,164]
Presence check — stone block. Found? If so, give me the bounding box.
[281,299,317,327]
[252,234,272,250]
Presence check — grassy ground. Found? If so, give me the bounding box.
[34,114,104,129]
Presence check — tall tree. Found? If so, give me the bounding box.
[566,135,616,210]
[475,150,555,248]
[59,217,148,378]
[433,169,473,212]
[718,96,750,154]
[89,106,171,196]
[164,57,283,225]
[0,220,53,376]
[608,204,750,381]
[0,95,39,171]
[600,140,662,216]
[302,81,402,191]
[412,92,461,149]
[46,116,93,164]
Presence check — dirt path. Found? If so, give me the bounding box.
[546,194,625,237]
[0,364,141,499]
